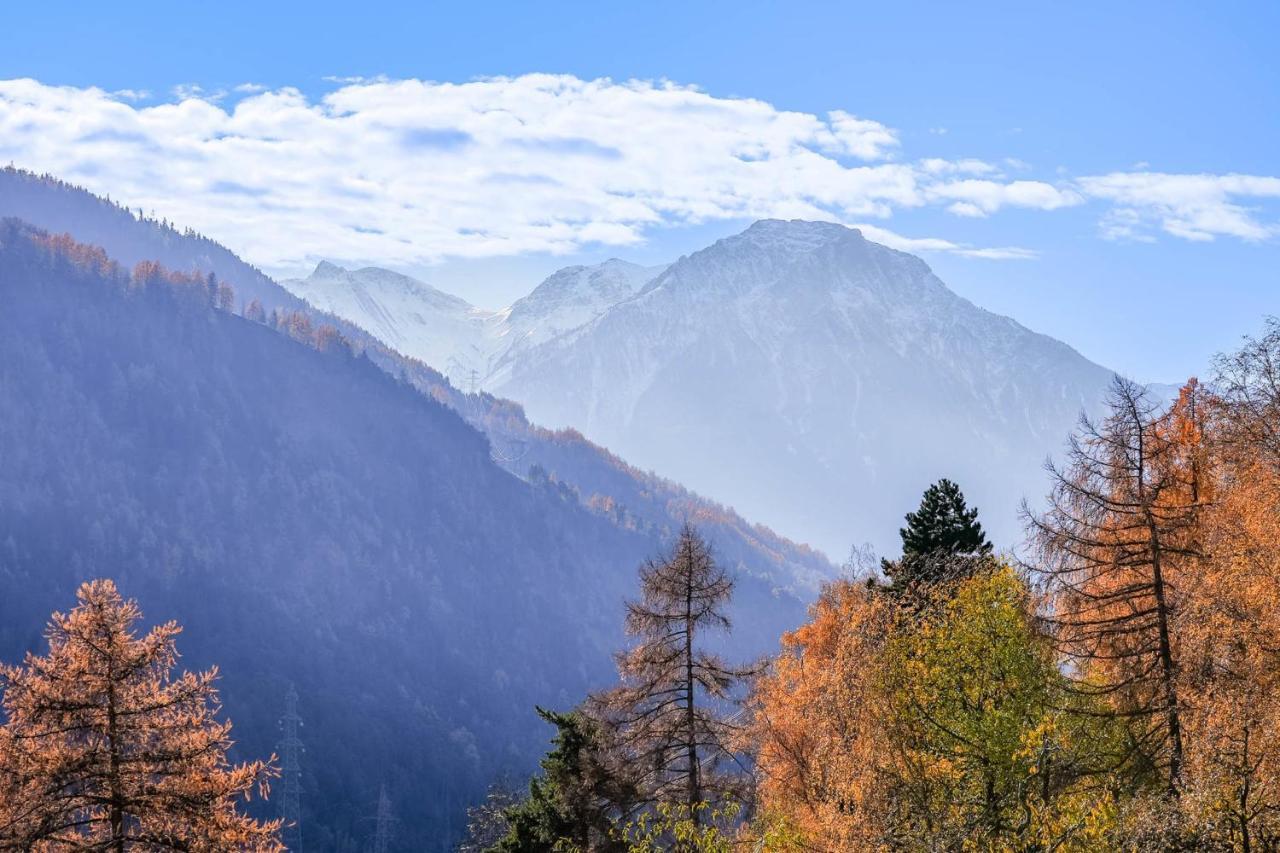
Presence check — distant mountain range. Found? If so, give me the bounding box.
[282,218,1123,556]
[0,167,828,597]
[0,168,828,849]
[283,257,664,389]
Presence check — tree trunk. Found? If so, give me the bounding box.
[683,539,701,822]
[1147,513,1184,795]
[106,644,126,852]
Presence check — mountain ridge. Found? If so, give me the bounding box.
[0,216,818,848]
[0,166,831,597]
[496,218,1116,554]
[261,214,1122,556]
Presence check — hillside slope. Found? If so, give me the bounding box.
[0,221,808,850]
[0,166,831,595]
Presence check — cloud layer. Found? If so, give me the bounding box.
[0,75,1276,271]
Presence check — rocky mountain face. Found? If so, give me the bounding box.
[281,257,663,389]
[285,216,1117,557]
[285,260,502,381]
[493,220,1116,555]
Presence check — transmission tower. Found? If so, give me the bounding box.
[371,784,394,853]
[277,685,304,851]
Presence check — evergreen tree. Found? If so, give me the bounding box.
[489,708,636,852]
[900,478,992,558]
[0,580,281,850]
[882,478,993,593]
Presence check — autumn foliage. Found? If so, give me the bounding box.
[743,319,1280,850]
[0,580,281,851]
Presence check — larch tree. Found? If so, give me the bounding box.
[1168,325,1280,849]
[593,524,751,822]
[1025,375,1206,796]
[1213,317,1280,467]
[0,579,282,851]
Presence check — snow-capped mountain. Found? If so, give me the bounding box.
[282,258,662,388]
[490,220,1117,556]
[490,259,665,381]
[284,220,1120,557]
[282,261,502,380]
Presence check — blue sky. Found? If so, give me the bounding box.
[2,0,1277,381]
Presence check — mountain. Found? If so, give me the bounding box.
[490,259,665,382]
[285,261,502,381]
[0,167,828,598]
[280,257,663,389]
[488,220,1117,556]
[0,219,811,850]
[271,216,1119,559]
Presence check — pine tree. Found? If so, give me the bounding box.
[593,524,750,821]
[0,579,282,850]
[883,478,993,592]
[490,708,637,852]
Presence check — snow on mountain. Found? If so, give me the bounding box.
[490,220,1118,556]
[281,261,502,381]
[489,259,665,382]
[282,220,1122,558]
[282,258,662,388]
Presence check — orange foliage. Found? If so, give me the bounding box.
[744,580,894,850]
[0,580,282,850]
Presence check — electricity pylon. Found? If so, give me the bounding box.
[277,685,304,851]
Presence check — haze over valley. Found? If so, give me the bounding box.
[1,5,1277,849]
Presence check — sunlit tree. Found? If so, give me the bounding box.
[0,579,281,850]
[593,525,751,820]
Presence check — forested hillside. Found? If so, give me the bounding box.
[0,166,832,596]
[0,220,807,849]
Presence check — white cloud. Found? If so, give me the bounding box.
[1079,171,1280,242]
[918,158,999,176]
[171,83,226,102]
[854,223,1038,260]
[928,179,1084,217]
[0,75,1273,273]
[824,111,899,160]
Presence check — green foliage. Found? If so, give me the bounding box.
[883,478,993,592]
[616,801,740,853]
[491,709,634,853]
[880,565,1123,850]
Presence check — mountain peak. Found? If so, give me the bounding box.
[742,218,863,244]
[746,218,857,235]
[312,259,347,278]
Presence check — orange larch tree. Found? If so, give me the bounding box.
[1025,375,1207,795]
[0,579,282,851]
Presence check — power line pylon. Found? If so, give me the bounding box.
[277,685,305,851]
[372,783,394,853]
